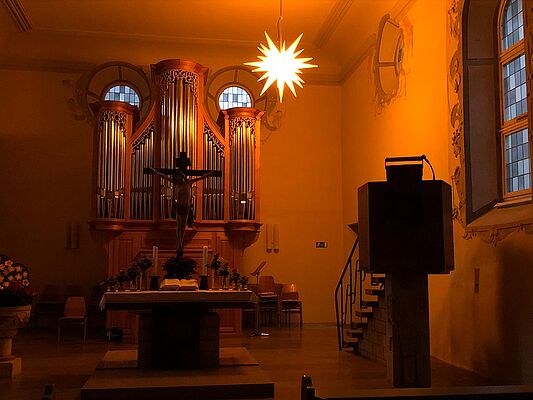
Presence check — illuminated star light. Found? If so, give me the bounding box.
[246,32,317,102]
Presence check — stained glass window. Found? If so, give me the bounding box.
[504,128,531,192]
[218,86,252,110]
[104,85,140,107]
[499,0,529,195]
[501,0,524,51]
[503,54,527,121]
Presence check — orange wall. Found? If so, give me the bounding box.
[339,0,533,384]
[0,68,343,323]
[242,84,343,323]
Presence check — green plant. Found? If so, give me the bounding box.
[0,254,33,307]
[209,254,224,275]
[162,257,197,279]
[116,270,128,289]
[229,269,240,285]
[135,256,152,274]
[126,264,139,281]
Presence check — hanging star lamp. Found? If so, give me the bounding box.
[245,0,317,102]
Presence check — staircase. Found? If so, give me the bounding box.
[335,231,388,362]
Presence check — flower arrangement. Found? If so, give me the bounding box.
[135,256,152,275]
[209,253,224,275]
[162,257,197,279]
[116,270,128,290]
[229,269,240,289]
[239,275,249,290]
[0,254,33,307]
[218,263,230,288]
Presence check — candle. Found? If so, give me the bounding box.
[202,246,208,276]
[153,246,159,275]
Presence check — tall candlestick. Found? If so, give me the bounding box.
[153,246,159,276]
[202,246,208,275]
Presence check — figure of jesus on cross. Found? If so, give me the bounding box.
[144,152,222,258]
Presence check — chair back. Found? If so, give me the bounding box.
[281,283,299,300]
[258,276,276,294]
[64,296,86,318]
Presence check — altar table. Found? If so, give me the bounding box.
[99,290,260,369]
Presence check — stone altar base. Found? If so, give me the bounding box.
[0,357,21,379]
[81,348,274,400]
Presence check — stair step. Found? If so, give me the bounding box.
[355,307,374,317]
[365,287,384,295]
[343,336,359,344]
[361,299,379,307]
[344,328,364,337]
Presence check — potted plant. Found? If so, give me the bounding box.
[219,263,230,289]
[0,254,33,372]
[134,256,152,290]
[126,264,139,290]
[162,257,197,279]
[116,270,127,291]
[229,269,240,290]
[239,275,249,291]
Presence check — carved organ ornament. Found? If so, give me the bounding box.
[447,0,533,244]
[90,59,263,232]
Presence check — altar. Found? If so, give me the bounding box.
[82,290,272,400]
[99,290,260,369]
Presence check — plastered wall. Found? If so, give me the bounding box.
[0,65,343,323]
[339,0,533,384]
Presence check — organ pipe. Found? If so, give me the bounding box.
[91,60,261,231]
[219,107,263,221]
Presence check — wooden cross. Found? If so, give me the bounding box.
[144,152,222,258]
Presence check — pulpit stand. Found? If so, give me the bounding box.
[386,274,430,387]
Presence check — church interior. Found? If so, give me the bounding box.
[1,0,533,399]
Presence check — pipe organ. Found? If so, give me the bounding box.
[90,59,264,338]
[91,59,263,229]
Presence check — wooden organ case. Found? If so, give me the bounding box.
[90,60,263,338]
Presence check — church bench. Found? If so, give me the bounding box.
[301,375,533,400]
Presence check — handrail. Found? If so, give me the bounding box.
[334,236,359,350]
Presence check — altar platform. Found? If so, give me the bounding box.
[81,347,274,400]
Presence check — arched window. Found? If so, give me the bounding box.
[218,86,252,110]
[499,0,530,196]
[460,0,532,224]
[104,84,140,108]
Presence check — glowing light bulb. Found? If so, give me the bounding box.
[246,32,317,102]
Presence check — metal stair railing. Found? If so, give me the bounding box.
[334,236,359,350]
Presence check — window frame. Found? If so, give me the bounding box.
[497,0,531,200]
[101,81,143,109]
[216,84,254,112]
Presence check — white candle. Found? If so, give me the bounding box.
[153,246,159,275]
[202,246,208,275]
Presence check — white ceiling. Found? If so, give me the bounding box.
[1,0,408,81]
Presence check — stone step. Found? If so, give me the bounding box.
[344,328,364,337]
[365,287,384,295]
[355,307,373,318]
[343,336,359,344]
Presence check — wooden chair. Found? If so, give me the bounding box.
[57,296,87,342]
[258,276,281,326]
[281,283,303,327]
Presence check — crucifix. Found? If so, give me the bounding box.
[144,152,222,258]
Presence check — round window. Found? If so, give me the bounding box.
[104,85,140,107]
[218,86,252,110]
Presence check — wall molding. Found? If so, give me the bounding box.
[313,0,354,49]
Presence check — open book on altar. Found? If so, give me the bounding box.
[159,279,199,291]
